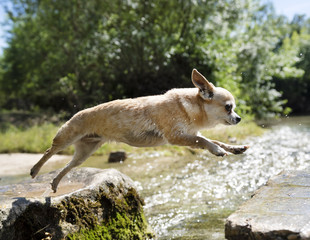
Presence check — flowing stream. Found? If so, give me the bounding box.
[0,116,309,239]
[83,116,310,239]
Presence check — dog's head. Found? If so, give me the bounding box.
[192,69,241,126]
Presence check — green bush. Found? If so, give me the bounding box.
[0,0,308,118]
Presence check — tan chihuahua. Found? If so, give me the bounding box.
[31,69,249,192]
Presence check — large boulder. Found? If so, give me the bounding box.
[0,167,154,240]
[225,170,310,240]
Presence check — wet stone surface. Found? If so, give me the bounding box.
[0,168,153,240]
[225,170,310,240]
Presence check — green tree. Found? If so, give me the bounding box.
[273,15,310,114]
[233,3,303,118]
[0,0,306,119]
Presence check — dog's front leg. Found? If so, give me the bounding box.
[167,134,228,157]
[212,140,249,155]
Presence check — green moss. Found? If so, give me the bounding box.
[67,211,153,240]
[57,196,99,229]
[57,185,154,240]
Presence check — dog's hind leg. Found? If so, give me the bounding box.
[30,145,61,179]
[30,126,81,179]
[51,138,103,193]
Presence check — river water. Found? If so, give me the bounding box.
[115,116,310,239]
[1,117,309,239]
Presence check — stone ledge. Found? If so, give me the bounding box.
[0,167,154,240]
[225,170,310,240]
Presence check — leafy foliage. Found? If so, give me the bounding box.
[273,16,310,114]
[0,0,309,118]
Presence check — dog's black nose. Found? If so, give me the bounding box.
[236,116,241,123]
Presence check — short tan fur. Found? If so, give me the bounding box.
[30,69,248,192]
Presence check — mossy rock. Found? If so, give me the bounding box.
[0,168,154,240]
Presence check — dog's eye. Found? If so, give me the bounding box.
[225,104,232,112]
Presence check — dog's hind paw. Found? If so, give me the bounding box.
[50,179,58,193]
[30,167,38,179]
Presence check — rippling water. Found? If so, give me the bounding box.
[136,117,310,239]
[1,117,309,239]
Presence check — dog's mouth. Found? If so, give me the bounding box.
[225,120,233,125]
[225,119,239,125]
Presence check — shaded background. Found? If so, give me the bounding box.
[0,0,309,119]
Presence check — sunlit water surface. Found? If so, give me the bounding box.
[1,117,309,239]
[130,117,310,239]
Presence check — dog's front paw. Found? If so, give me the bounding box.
[231,145,249,155]
[211,145,228,157]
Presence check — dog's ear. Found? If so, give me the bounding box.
[192,69,214,100]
